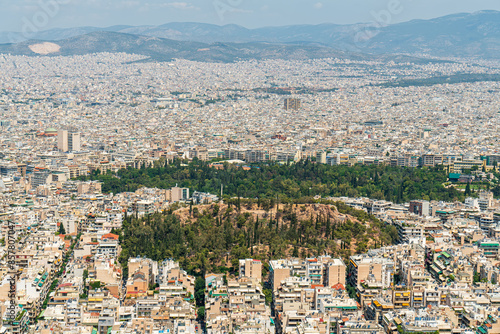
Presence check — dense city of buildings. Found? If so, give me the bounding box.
[0,54,499,169]
[0,52,500,333]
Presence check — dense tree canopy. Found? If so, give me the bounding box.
[81,159,464,204]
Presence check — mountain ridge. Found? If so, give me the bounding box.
[0,31,367,63]
[1,10,499,59]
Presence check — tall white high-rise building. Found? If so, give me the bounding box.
[58,130,81,152]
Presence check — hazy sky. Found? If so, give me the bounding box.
[1,0,500,32]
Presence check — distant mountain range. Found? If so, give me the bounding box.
[0,10,499,60]
[0,31,447,64]
[0,32,361,62]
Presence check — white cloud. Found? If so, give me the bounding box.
[163,2,200,10]
[314,2,323,9]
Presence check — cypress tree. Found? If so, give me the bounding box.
[325,217,331,239]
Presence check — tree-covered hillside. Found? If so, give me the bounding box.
[117,202,398,277]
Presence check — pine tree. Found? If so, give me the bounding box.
[58,223,66,235]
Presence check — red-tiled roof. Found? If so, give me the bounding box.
[332,283,345,290]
